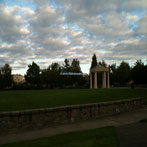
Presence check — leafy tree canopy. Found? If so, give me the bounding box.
[25,62,40,87]
[0,64,12,89]
[63,59,70,72]
[132,60,147,84]
[71,59,82,73]
[116,61,131,85]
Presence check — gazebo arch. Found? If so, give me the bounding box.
[90,65,110,88]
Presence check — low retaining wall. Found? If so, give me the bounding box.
[0,98,143,135]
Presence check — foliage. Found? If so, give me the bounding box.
[139,119,147,123]
[90,53,97,69]
[48,63,61,88]
[25,62,40,87]
[99,60,107,67]
[40,63,61,88]
[115,61,131,85]
[110,60,147,86]
[70,59,83,86]
[0,69,3,89]
[132,60,147,84]
[71,59,82,72]
[12,82,36,90]
[63,58,70,72]
[40,68,49,88]
[0,64,13,89]
[109,64,117,85]
[1,57,147,90]
[61,58,86,87]
[39,59,87,88]
[90,54,147,86]
[109,60,147,86]
[109,61,131,86]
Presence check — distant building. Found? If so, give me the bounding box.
[12,74,25,84]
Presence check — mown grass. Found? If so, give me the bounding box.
[0,88,146,112]
[1,126,118,147]
[140,119,147,123]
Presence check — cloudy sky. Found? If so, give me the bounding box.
[0,0,147,75]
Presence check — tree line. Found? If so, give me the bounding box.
[91,54,147,86]
[24,58,87,89]
[109,60,147,86]
[0,58,88,90]
[0,55,147,90]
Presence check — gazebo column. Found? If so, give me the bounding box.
[94,72,97,88]
[107,71,110,88]
[90,72,92,89]
[102,72,106,88]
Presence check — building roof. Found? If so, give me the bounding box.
[90,64,109,72]
[12,74,25,83]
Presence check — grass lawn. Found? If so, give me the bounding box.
[140,119,147,123]
[0,88,147,112]
[1,126,118,147]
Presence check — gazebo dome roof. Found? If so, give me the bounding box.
[90,64,109,72]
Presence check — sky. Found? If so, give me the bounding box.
[0,0,147,75]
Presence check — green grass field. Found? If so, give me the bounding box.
[1,126,118,147]
[140,119,147,123]
[0,88,147,112]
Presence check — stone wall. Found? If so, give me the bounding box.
[0,98,143,135]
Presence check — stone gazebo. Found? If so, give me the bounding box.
[90,65,110,88]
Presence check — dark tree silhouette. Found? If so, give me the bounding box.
[90,53,97,69]
[63,59,70,72]
[116,61,131,85]
[109,64,117,85]
[71,59,82,73]
[25,62,40,87]
[132,60,147,84]
[0,64,12,89]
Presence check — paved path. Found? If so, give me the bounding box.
[0,105,147,145]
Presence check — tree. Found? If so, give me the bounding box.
[63,59,70,72]
[40,63,62,88]
[49,63,61,84]
[61,59,71,86]
[70,59,82,73]
[0,64,13,89]
[116,61,131,85]
[0,69,3,89]
[98,60,107,67]
[70,59,84,86]
[132,60,147,84]
[90,53,97,69]
[40,68,50,88]
[61,58,85,87]
[145,65,147,84]
[109,64,117,85]
[25,62,40,87]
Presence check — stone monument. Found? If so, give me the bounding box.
[90,65,110,88]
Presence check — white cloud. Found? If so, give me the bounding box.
[0,4,28,43]
[121,0,147,10]
[136,15,147,35]
[124,13,139,21]
[21,7,35,17]
[0,0,147,74]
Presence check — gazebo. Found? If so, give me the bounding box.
[90,65,110,88]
